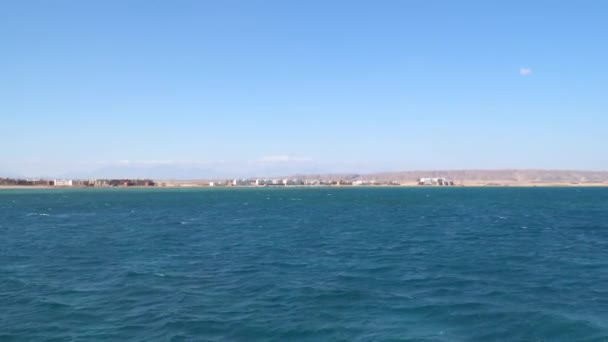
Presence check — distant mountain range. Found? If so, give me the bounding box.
[287,170,608,185]
[4,169,608,185]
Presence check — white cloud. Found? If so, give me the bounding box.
[133,160,175,165]
[519,67,532,76]
[258,155,312,163]
[107,160,176,165]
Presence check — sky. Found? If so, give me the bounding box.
[1,0,607,178]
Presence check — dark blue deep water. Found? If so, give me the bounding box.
[1,188,607,341]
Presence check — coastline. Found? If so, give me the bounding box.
[2,183,608,190]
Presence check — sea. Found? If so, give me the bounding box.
[1,187,607,341]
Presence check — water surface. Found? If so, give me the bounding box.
[1,188,607,341]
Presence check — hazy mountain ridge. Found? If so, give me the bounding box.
[289,170,608,184]
[5,169,608,184]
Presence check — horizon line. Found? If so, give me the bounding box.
[4,168,608,181]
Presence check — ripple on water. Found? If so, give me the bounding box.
[1,188,607,341]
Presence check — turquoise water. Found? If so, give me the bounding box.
[1,188,607,341]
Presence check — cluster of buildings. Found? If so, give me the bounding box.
[2,176,457,188]
[0,178,52,186]
[209,178,306,187]
[0,178,156,187]
[417,177,455,186]
[204,178,403,187]
[87,179,156,187]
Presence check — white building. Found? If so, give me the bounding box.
[233,179,249,186]
[418,177,454,186]
[282,178,304,186]
[209,181,228,187]
[53,179,73,187]
[95,179,109,187]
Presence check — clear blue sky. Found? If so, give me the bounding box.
[1,1,607,178]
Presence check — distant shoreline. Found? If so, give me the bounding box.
[2,183,608,190]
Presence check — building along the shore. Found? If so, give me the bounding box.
[282,179,304,186]
[233,179,251,186]
[418,177,454,186]
[53,179,73,187]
